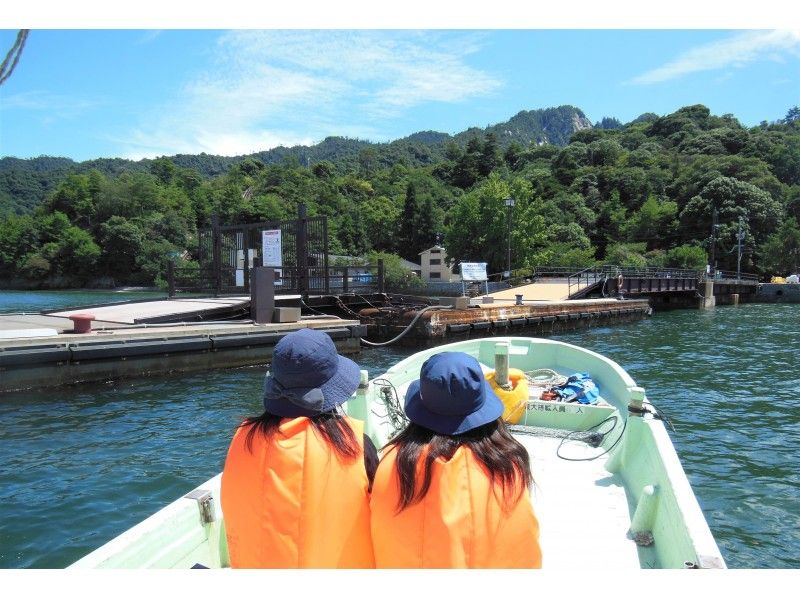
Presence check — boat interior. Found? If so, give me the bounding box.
[69,337,725,570]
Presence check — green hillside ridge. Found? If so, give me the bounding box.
[0,105,592,214]
[1,103,799,290]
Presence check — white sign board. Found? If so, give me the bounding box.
[262,229,283,285]
[460,262,488,282]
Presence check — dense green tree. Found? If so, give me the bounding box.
[47,173,99,228]
[604,243,648,268]
[445,174,547,273]
[150,157,177,185]
[478,132,500,177]
[450,137,482,189]
[758,217,800,275]
[679,176,783,270]
[664,244,708,270]
[623,196,678,248]
[98,216,145,277]
[398,182,421,260]
[503,142,524,170]
[783,106,800,124]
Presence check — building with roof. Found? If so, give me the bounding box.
[419,245,461,283]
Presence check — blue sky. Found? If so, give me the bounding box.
[1,25,799,161]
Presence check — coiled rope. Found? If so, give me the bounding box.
[371,377,408,438]
[524,368,567,388]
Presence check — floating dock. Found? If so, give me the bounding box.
[1,292,651,392]
[0,296,362,393]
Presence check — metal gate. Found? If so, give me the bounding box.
[196,204,329,295]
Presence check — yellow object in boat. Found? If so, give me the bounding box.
[485,368,529,424]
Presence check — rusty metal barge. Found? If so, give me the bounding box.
[358,297,652,344]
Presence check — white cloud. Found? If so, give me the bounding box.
[1,90,104,114]
[630,29,800,85]
[120,30,502,158]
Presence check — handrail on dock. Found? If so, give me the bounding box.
[166,261,386,298]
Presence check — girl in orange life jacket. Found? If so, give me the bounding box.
[370,351,542,568]
[220,328,377,568]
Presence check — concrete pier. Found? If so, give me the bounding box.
[699,280,716,309]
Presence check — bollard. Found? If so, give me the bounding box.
[250,267,276,324]
[69,313,96,334]
[494,341,510,389]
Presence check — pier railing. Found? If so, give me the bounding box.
[166,261,385,297]
[700,270,760,283]
[566,265,709,298]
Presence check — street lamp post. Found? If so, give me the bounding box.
[504,196,515,279]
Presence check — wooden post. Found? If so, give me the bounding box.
[242,246,250,294]
[322,217,330,295]
[211,213,222,297]
[297,203,308,296]
[377,259,385,294]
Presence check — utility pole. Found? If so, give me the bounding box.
[504,197,515,279]
[737,216,744,282]
[710,207,718,276]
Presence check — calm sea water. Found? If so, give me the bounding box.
[0,291,798,568]
[0,289,167,314]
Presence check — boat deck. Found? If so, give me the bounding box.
[515,433,647,569]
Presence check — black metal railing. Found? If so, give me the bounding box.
[566,265,708,298]
[166,261,385,297]
[700,269,760,283]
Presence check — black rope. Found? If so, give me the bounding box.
[0,30,29,86]
[631,402,676,432]
[360,305,450,347]
[299,298,331,317]
[556,414,628,462]
[335,296,363,319]
[353,293,380,310]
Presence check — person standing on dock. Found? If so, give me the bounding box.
[370,352,542,568]
[220,328,377,568]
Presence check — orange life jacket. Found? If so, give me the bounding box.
[370,445,542,568]
[220,415,374,568]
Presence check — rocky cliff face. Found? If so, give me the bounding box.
[461,105,594,148]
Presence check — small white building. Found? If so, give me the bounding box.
[419,245,461,283]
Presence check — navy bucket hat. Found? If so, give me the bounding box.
[262,328,361,418]
[404,352,504,435]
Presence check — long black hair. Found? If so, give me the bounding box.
[385,418,532,512]
[239,408,359,462]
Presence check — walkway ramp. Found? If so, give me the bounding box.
[488,282,571,302]
[48,297,252,325]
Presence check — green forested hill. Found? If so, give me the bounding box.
[1,103,799,289]
[0,105,591,215]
